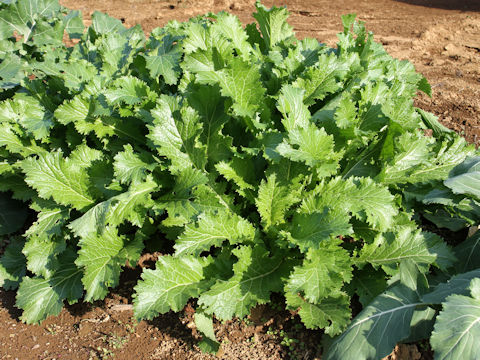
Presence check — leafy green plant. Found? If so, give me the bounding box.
[324,157,480,360]
[0,1,478,359]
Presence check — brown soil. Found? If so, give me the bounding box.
[1,0,479,359]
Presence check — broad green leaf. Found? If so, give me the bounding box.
[21,151,95,210]
[431,278,480,360]
[453,232,480,272]
[277,123,342,177]
[69,176,157,238]
[16,249,83,324]
[0,238,26,290]
[113,144,155,185]
[324,285,420,360]
[253,2,294,49]
[422,269,480,304]
[198,245,290,320]
[22,236,65,277]
[255,173,299,229]
[444,156,480,199]
[195,311,220,354]
[286,292,351,335]
[145,34,182,85]
[133,255,212,320]
[359,226,455,271]
[91,10,124,35]
[104,76,150,105]
[285,240,352,302]
[148,96,206,173]
[277,85,310,132]
[284,209,352,252]
[75,226,126,301]
[174,210,255,256]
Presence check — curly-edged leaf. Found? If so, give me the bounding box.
[324,285,420,360]
[0,95,53,140]
[198,245,291,320]
[148,95,206,173]
[303,177,398,231]
[145,34,182,85]
[284,209,352,252]
[22,236,65,277]
[422,269,480,304]
[293,52,350,106]
[75,226,126,301]
[286,292,351,335]
[174,210,255,256]
[0,123,46,156]
[215,159,255,199]
[69,176,157,238]
[276,85,310,132]
[212,12,252,60]
[359,226,455,271]
[253,2,294,49]
[277,123,342,177]
[0,238,26,290]
[133,255,212,320]
[21,151,95,210]
[348,267,388,307]
[431,278,480,360]
[285,240,352,302]
[104,76,150,105]
[205,57,266,120]
[255,173,299,229]
[16,249,83,324]
[113,144,155,185]
[0,193,28,236]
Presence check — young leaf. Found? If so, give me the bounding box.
[133,255,212,320]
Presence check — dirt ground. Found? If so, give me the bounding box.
[1,0,479,359]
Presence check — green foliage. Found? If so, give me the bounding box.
[0,1,479,359]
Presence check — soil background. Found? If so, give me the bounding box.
[1,0,479,359]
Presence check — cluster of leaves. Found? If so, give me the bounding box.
[326,158,480,360]
[0,1,479,358]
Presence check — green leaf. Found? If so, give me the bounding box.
[285,240,352,302]
[422,269,480,304]
[0,193,28,236]
[0,0,60,41]
[255,173,299,229]
[453,232,480,272]
[174,210,255,256]
[444,156,480,199]
[104,76,150,105]
[113,144,155,185]
[195,311,220,354]
[277,85,310,132]
[286,292,351,335]
[148,96,206,173]
[0,238,26,290]
[284,209,352,252]
[75,226,126,301]
[324,285,420,360]
[22,236,65,277]
[198,245,290,320]
[25,200,69,240]
[431,278,480,360]
[91,10,124,35]
[133,255,212,320]
[21,151,95,210]
[16,249,83,324]
[145,34,182,85]
[253,2,294,49]
[69,176,157,238]
[359,226,455,271]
